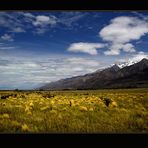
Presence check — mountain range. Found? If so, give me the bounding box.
[38,58,148,90]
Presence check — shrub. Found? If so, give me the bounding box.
[103,98,113,107]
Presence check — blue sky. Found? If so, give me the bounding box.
[0,11,148,89]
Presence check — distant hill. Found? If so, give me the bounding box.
[38,58,148,90]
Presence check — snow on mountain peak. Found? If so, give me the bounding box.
[117,58,148,69]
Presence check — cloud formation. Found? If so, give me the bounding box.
[99,16,148,55]
[1,34,14,41]
[0,12,87,36]
[0,55,103,89]
[0,42,17,50]
[115,51,148,65]
[58,12,88,27]
[10,27,26,33]
[2,12,89,38]
[130,51,148,62]
[33,15,57,26]
[67,42,105,55]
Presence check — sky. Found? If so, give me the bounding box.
[0,11,148,89]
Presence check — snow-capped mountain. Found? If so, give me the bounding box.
[117,58,148,69]
[39,58,148,90]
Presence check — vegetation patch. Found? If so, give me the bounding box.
[0,88,147,133]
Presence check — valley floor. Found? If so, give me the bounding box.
[0,88,148,133]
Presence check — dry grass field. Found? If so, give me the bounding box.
[0,88,148,133]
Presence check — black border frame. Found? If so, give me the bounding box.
[0,0,148,10]
[0,0,147,147]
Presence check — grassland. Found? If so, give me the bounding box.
[0,88,148,133]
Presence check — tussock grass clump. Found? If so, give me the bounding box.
[109,101,118,108]
[1,114,10,119]
[79,106,88,111]
[89,108,94,111]
[21,124,30,132]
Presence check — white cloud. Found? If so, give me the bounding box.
[1,34,14,41]
[132,12,148,21]
[0,55,103,89]
[0,46,16,50]
[0,12,58,35]
[23,12,35,18]
[32,15,58,34]
[0,12,26,33]
[99,16,148,55]
[59,12,88,27]
[104,48,120,55]
[10,27,26,33]
[0,12,88,36]
[67,42,105,55]
[0,41,17,50]
[104,43,136,55]
[130,51,148,62]
[33,15,57,26]
[115,51,148,65]
[35,28,48,35]
[122,43,136,53]
[65,57,100,67]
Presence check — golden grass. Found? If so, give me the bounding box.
[0,88,148,133]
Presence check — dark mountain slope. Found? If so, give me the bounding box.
[39,58,148,90]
